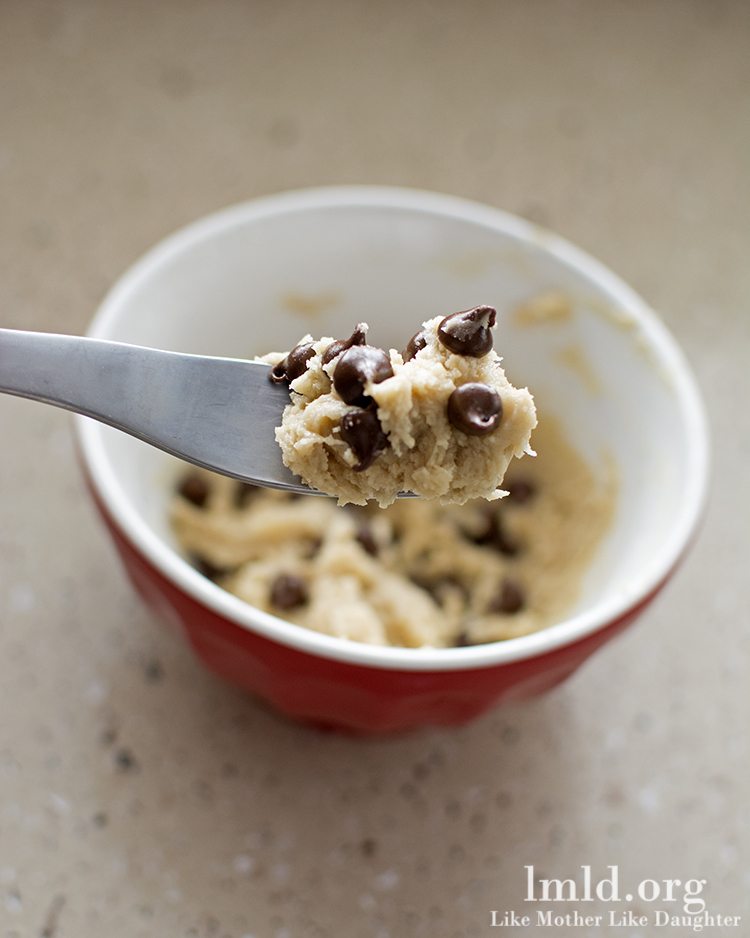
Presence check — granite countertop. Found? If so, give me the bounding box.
[1,2,748,936]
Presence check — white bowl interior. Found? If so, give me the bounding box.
[80,188,707,668]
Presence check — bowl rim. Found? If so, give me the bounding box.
[75,185,710,672]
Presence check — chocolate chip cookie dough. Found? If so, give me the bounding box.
[264,307,537,507]
[171,416,615,648]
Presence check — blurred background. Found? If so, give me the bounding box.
[1,1,748,936]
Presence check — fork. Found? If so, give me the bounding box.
[0,328,339,496]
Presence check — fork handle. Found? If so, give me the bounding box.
[0,327,304,489]
[0,328,173,429]
[0,325,229,470]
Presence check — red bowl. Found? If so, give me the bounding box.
[76,188,709,732]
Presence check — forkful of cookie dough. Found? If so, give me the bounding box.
[0,305,536,505]
[266,306,537,506]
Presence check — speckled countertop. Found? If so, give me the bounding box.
[1,2,749,936]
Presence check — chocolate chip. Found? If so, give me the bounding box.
[333,345,394,406]
[339,409,390,471]
[470,512,522,556]
[269,362,288,383]
[178,473,210,507]
[437,305,496,357]
[322,323,368,365]
[287,343,316,380]
[269,341,316,384]
[454,630,473,647]
[505,477,537,504]
[488,578,526,614]
[190,554,227,581]
[404,330,428,361]
[447,383,503,436]
[355,524,379,556]
[269,573,309,610]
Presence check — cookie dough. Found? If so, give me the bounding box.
[171,415,615,648]
[263,307,537,507]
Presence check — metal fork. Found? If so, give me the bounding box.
[0,328,355,497]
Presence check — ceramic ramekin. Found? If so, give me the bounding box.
[76,187,709,732]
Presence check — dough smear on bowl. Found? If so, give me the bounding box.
[170,415,616,649]
[263,306,537,507]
